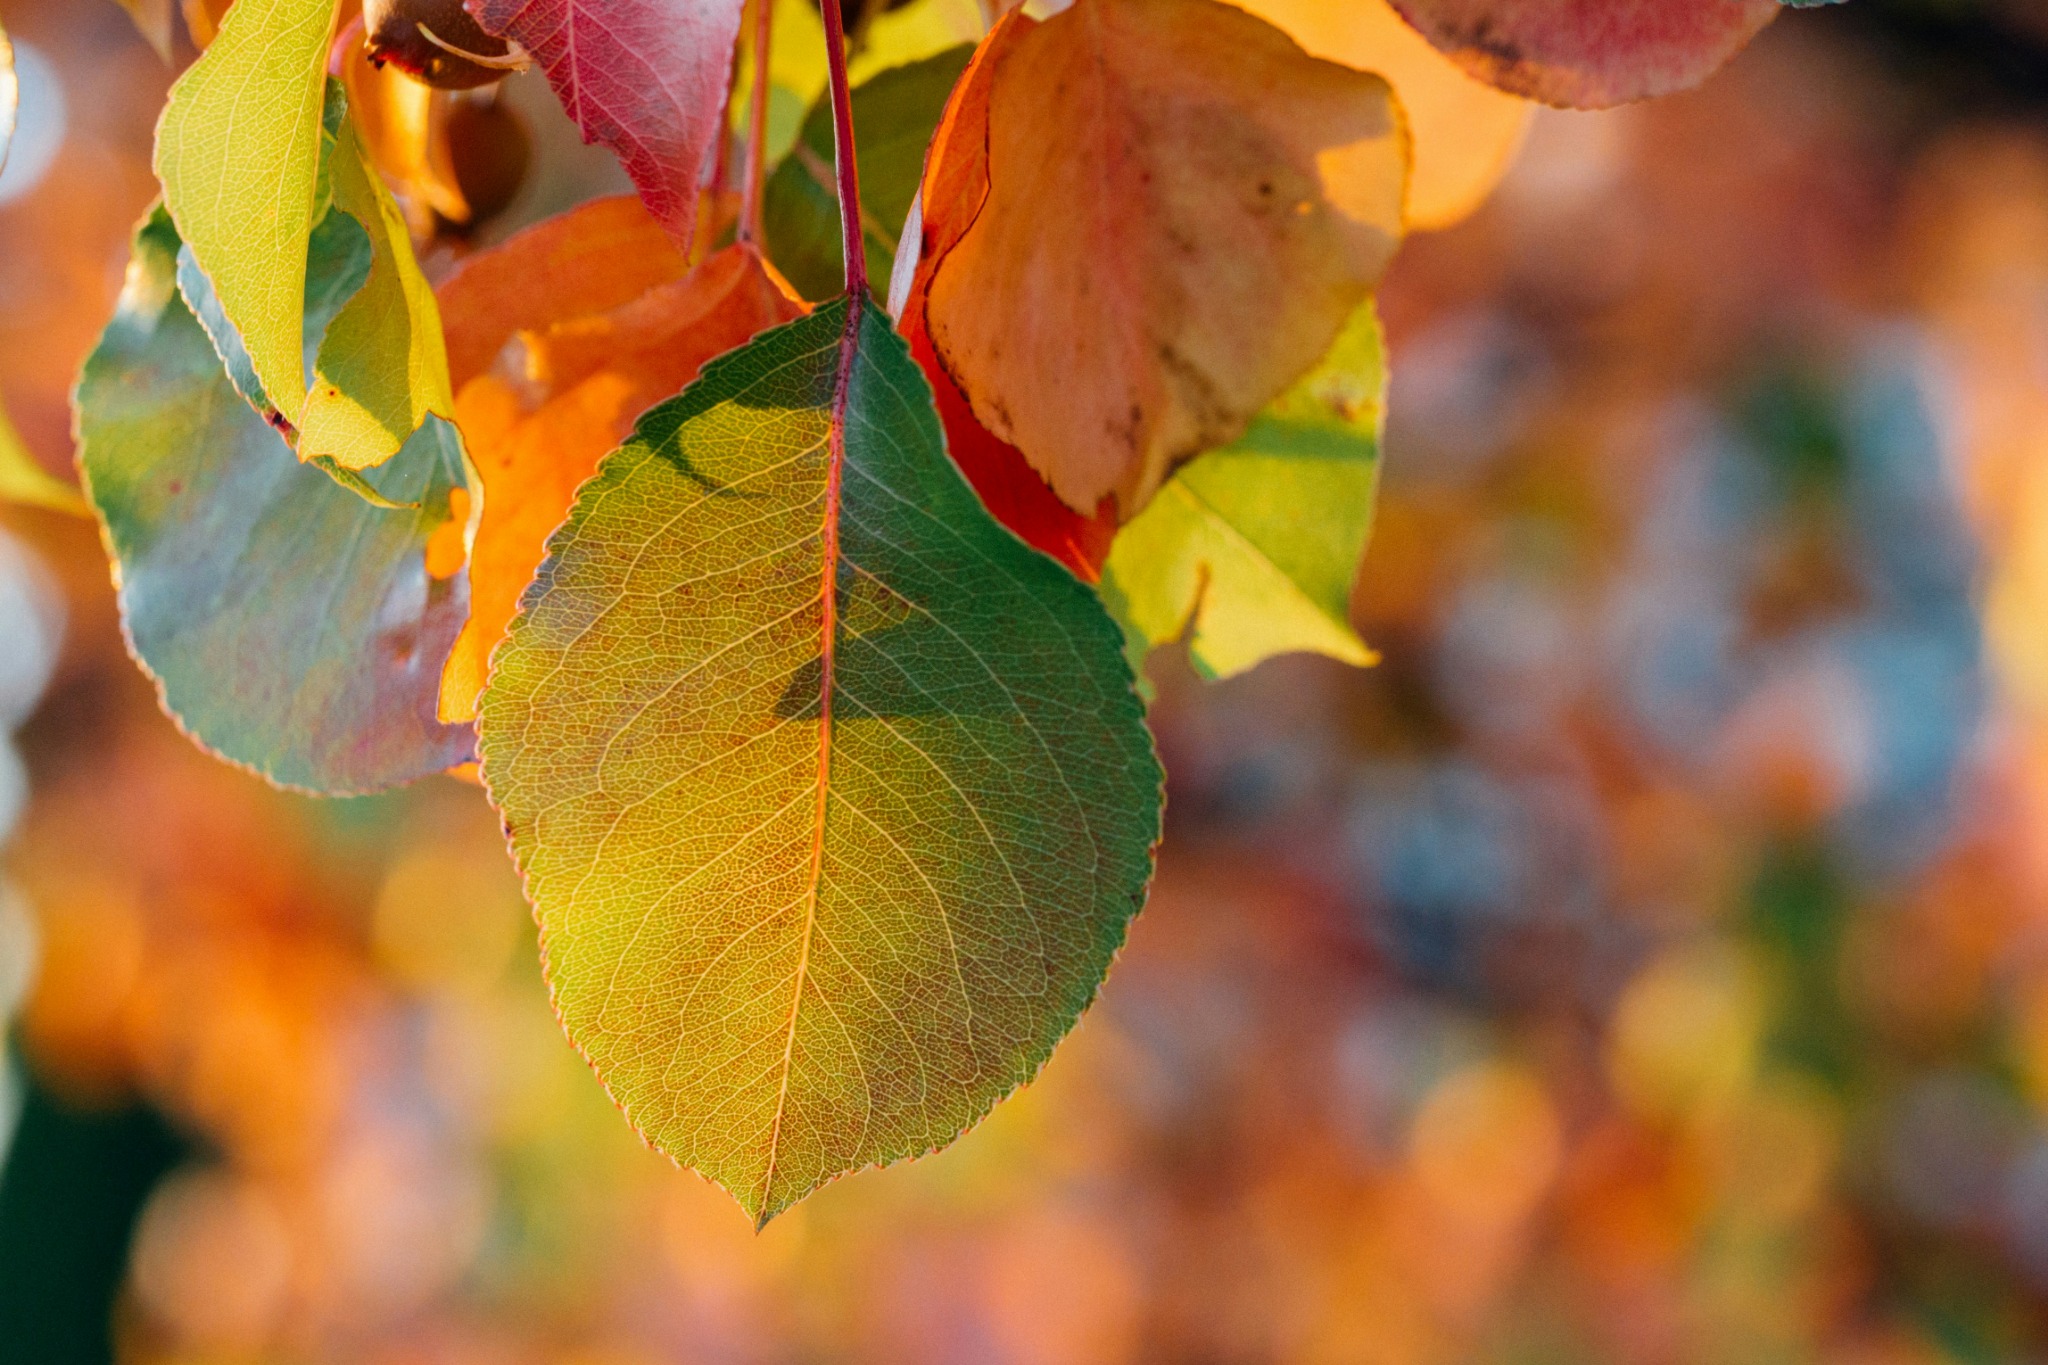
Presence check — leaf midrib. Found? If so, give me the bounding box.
[758,295,866,1221]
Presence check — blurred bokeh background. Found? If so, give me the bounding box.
[8,0,2048,1360]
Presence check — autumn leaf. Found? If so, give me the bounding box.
[1101,299,1384,681]
[154,0,335,437]
[1230,0,1530,231]
[763,43,973,302]
[465,0,747,253]
[882,15,1119,580]
[181,0,236,49]
[297,89,458,471]
[476,298,1162,1225]
[1387,0,1781,108]
[923,0,1408,520]
[77,208,475,793]
[439,241,806,723]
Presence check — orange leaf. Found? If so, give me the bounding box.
[437,242,806,722]
[1387,0,1779,109]
[891,12,1117,580]
[1230,0,1531,231]
[923,0,1408,519]
[436,194,693,391]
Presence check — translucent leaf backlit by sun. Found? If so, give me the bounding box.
[477,300,1162,1225]
[297,95,458,471]
[153,0,335,436]
[77,209,475,794]
[439,229,805,723]
[1102,301,1385,682]
[1230,0,1531,231]
[1388,0,1781,108]
[465,0,747,253]
[924,0,1407,520]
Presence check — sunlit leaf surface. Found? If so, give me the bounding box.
[478,299,1162,1224]
[153,0,335,433]
[924,0,1407,519]
[77,209,475,794]
[1102,300,1384,680]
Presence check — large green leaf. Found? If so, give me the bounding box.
[153,0,334,434]
[478,298,1162,1225]
[762,46,973,302]
[77,208,476,794]
[1100,300,1385,681]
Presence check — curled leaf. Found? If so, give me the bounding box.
[153,0,336,435]
[1231,0,1530,231]
[465,0,747,253]
[77,209,475,793]
[1387,0,1780,108]
[477,298,1161,1226]
[924,0,1407,519]
[298,97,458,471]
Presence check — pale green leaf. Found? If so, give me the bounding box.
[478,298,1162,1226]
[1100,299,1385,682]
[77,208,475,793]
[153,0,335,433]
[298,103,457,470]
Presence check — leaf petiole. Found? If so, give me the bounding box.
[817,0,866,298]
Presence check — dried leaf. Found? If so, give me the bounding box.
[1230,0,1530,230]
[439,241,806,722]
[1388,0,1780,108]
[465,0,747,252]
[924,0,1407,518]
[477,297,1161,1225]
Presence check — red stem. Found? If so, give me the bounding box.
[739,0,774,243]
[818,0,865,297]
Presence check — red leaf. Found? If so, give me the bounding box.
[1388,0,1780,108]
[892,12,1116,582]
[464,0,745,250]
